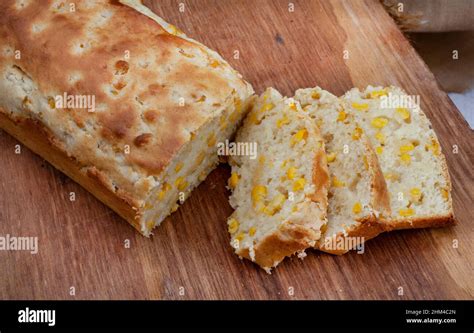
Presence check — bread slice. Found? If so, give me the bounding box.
[0,0,253,236]
[227,88,330,271]
[294,87,391,254]
[342,86,454,229]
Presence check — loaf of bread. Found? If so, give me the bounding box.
[294,87,391,254]
[0,0,253,235]
[227,88,330,271]
[342,86,454,229]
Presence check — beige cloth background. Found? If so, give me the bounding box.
[383,0,474,32]
[383,0,474,128]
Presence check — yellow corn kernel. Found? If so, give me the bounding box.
[229,172,240,189]
[371,117,389,129]
[441,188,449,200]
[368,89,388,99]
[196,95,206,102]
[286,166,297,180]
[249,227,256,237]
[290,129,308,146]
[311,91,321,99]
[396,107,411,121]
[171,203,179,213]
[174,177,184,190]
[175,177,188,191]
[293,178,306,191]
[228,218,239,234]
[270,193,286,210]
[209,59,220,68]
[248,112,261,125]
[400,153,411,165]
[384,172,400,182]
[219,113,226,124]
[352,126,363,140]
[410,188,421,196]
[174,162,184,173]
[332,176,345,187]
[261,205,272,215]
[425,139,440,156]
[235,232,245,242]
[220,116,227,130]
[168,24,183,36]
[337,110,347,122]
[158,190,166,200]
[432,140,440,156]
[252,185,267,205]
[234,97,242,113]
[207,133,216,147]
[47,97,56,109]
[352,202,362,214]
[157,183,171,200]
[190,132,196,140]
[288,102,297,111]
[400,143,415,153]
[258,155,265,164]
[376,146,384,155]
[316,118,323,128]
[399,208,415,217]
[327,152,337,163]
[375,131,385,144]
[146,220,155,230]
[277,114,290,128]
[363,156,369,170]
[410,188,422,201]
[260,102,275,113]
[144,202,153,210]
[351,102,369,111]
[198,170,207,182]
[195,152,205,166]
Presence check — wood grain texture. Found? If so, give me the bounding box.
[0,0,473,300]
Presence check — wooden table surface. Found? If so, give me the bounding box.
[1,0,473,300]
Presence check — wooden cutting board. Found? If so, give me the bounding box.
[1,0,472,300]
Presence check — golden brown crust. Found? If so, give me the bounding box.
[0,0,252,189]
[386,214,455,230]
[0,0,253,233]
[0,0,248,178]
[0,110,142,231]
[319,216,385,255]
[237,222,319,269]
